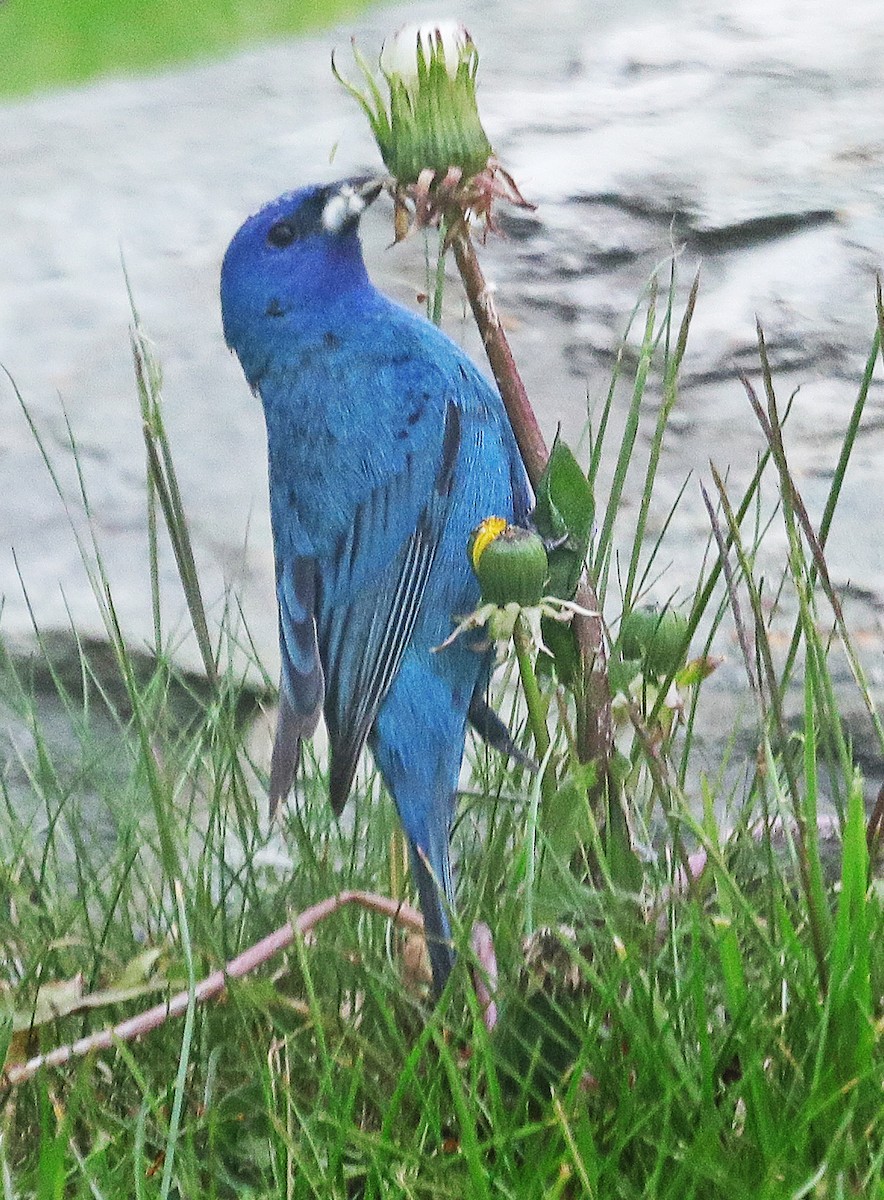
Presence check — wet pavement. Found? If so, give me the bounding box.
[2,0,884,802]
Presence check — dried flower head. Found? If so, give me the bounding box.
[334,20,533,237]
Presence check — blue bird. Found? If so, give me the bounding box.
[220,178,530,995]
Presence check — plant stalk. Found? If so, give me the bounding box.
[512,614,554,804]
[450,227,612,778]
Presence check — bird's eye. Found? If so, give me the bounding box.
[267,220,297,248]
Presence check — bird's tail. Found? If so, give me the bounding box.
[408,837,456,998]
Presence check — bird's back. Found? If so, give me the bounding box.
[260,287,528,561]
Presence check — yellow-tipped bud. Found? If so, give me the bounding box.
[468,519,549,608]
[469,515,509,573]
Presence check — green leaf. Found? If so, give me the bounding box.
[9,946,175,1032]
[829,768,874,1086]
[608,655,642,697]
[495,990,585,1105]
[540,761,597,860]
[533,435,594,599]
[111,945,166,990]
[605,789,643,892]
[675,655,720,687]
[540,616,579,685]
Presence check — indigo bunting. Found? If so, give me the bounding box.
[221,179,530,995]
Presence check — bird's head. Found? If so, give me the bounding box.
[220,178,383,355]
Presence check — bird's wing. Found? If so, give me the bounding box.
[320,400,462,815]
[269,555,325,810]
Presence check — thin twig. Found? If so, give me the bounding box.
[2,891,424,1090]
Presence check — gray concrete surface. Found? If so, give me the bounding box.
[2,0,884,799]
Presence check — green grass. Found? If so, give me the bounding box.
[1,259,883,1197]
[0,0,381,99]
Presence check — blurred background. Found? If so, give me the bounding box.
[0,0,378,97]
[2,0,884,786]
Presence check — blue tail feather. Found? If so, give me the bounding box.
[408,838,456,997]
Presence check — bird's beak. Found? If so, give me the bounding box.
[352,177,384,207]
[322,177,384,234]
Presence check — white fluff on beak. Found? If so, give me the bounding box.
[322,185,366,234]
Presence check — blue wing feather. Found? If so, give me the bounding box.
[319,402,461,813]
[269,555,324,809]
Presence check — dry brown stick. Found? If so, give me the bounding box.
[2,891,424,1090]
[2,890,502,1089]
[451,228,612,774]
[451,229,548,482]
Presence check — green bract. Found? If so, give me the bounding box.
[619,605,690,679]
[470,521,549,608]
[532,435,595,601]
[334,21,494,185]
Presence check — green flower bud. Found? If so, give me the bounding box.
[335,20,494,186]
[469,518,549,607]
[619,605,690,679]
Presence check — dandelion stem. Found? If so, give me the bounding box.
[512,613,554,804]
[430,215,448,326]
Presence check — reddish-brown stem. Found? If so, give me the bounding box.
[451,230,549,483]
[470,921,498,1032]
[451,228,613,774]
[2,891,500,1089]
[1,892,415,1090]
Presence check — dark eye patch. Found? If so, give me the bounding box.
[267,220,297,248]
[266,187,334,249]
